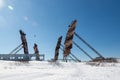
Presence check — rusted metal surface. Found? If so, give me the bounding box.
[64,20,77,57]
[33,43,40,60]
[19,30,29,54]
[54,36,62,61]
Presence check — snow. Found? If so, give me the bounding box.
[117,58,120,62]
[0,61,120,80]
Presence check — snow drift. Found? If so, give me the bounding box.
[0,60,120,80]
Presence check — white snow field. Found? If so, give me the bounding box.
[0,61,120,80]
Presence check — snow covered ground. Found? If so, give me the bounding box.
[0,60,120,80]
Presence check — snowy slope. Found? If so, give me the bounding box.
[0,61,120,80]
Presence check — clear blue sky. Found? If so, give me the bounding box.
[0,0,120,61]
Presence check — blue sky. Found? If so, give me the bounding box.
[0,0,120,61]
